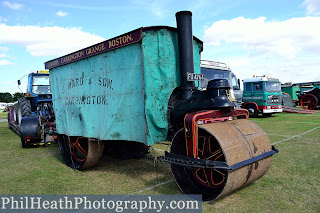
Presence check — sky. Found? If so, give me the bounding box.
[0,0,319,93]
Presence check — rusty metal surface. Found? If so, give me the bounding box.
[199,119,272,199]
[81,139,105,170]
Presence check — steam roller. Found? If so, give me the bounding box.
[163,11,278,200]
[46,10,278,201]
[169,115,276,201]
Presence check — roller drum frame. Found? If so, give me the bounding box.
[169,110,278,201]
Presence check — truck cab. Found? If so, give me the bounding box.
[200,60,242,107]
[242,76,282,117]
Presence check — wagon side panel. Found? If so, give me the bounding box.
[50,42,148,143]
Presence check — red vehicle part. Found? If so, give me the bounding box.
[300,94,318,110]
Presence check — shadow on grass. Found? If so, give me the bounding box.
[50,140,177,195]
[96,154,175,191]
[97,152,174,188]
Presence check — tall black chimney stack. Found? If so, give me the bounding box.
[176,11,195,90]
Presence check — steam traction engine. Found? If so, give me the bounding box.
[299,88,320,110]
[45,11,278,201]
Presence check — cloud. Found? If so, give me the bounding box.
[0,59,13,65]
[203,16,320,83]
[0,53,7,57]
[0,46,9,52]
[204,16,320,59]
[0,23,105,56]
[225,55,320,85]
[2,1,23,10]
[302,0,320,15]
[56,10,68,17]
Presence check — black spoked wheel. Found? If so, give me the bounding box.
[170,129,228,201]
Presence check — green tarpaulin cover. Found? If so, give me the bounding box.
[49,27,202,146]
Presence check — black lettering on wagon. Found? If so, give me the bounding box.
[98,77,112,89]
[65,95,107,105]
[68,72,84,90]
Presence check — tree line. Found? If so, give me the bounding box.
[0,92,24,103]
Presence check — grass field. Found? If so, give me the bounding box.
[0,111,7,119]
[0,111,319,212]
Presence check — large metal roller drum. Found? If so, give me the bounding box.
[171,119,273,201]
[57,135,104,170]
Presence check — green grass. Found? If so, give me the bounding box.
[0,112,319,212]
[0,121,174,195]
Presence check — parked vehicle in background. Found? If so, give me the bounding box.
[298,87,320,110]
[7,70,56,148]
[242,75,282,117]
[281,81,320,105]
[0,102,14,112]
[200,60,242,107]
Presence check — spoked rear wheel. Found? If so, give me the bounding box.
[170,129,227,201]
[57,134,104,170]
[192,134,227,189]
[300,94,318,110]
